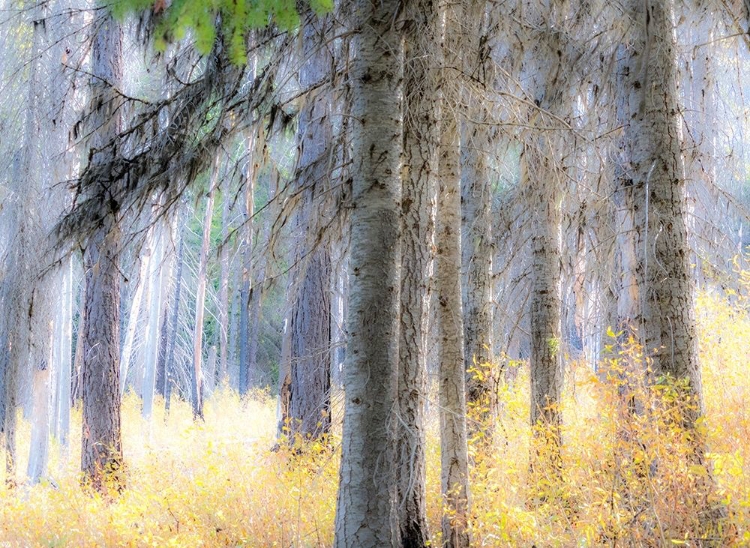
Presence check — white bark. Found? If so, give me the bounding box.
[120,243,151,395]
[55,256,73,450]
[333,0,404,542]
[27,328,53,484]
[142,219,165,420]
[192,166,218,420]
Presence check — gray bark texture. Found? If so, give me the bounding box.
[282,10,334,442]
[397,0,439,543]
[460,1,494,413]
[522,3,572,467]
[333,0,404,543]
[621,0,702,422]
[289,251,332,439]
[81,14,124,491]
[437,1,471,545]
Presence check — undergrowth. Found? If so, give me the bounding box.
[1,287,750,546]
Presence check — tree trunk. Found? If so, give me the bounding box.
[437,1,471,545]
[238,133,255,396]
[217,190,231,385]
[523,3,572,476]
[164,218,185,415]
[279,9,334,443]
[142,219,164,420]
[120,239,151,395]
[81,14,123,491]
[397,0,439,542]
[55,256,73,450]
[333,0,403,542]
[27,331,52,484]
[623,0,702,426]
[288,251,332,439]
[460,2,494,418]
[192,180,216,421]
[527,144,564,449]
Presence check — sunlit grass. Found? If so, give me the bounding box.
[1,288,750,546]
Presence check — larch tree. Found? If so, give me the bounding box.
[80,13,124,490]
[333,0,404,542]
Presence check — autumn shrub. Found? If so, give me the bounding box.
[2,288,750,546]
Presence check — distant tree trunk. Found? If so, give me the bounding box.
[55,256,73,449]
[397,0,438,542]
[3,1,51,486]
[192,171,217,420]
[164,219,185,415]
[279,9,333,442]
[247,128,268,389]
[461,2,493,420]
[238,134,255,396]
[81,14,123,491]
[217,190,231,385]
[288,251,332,439]
[142,220,164,420]
[437,1,471,545]
[228,265,240,388]
[120,242,150,395]
[27,329,52,484]
[155,281,170,398]
[71,281,85,404]
[333,0,403,542]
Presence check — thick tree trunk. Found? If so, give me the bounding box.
[397,0,438,542]
[333,0,403,542]
[82,221,123,489]
[623,0,702,424]
[437,2,471,546]
[81,14,123,491]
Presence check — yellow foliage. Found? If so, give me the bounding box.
[3,287,750,546]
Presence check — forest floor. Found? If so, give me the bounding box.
[1,288,750,546]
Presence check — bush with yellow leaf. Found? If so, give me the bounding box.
[1,285,750,546]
